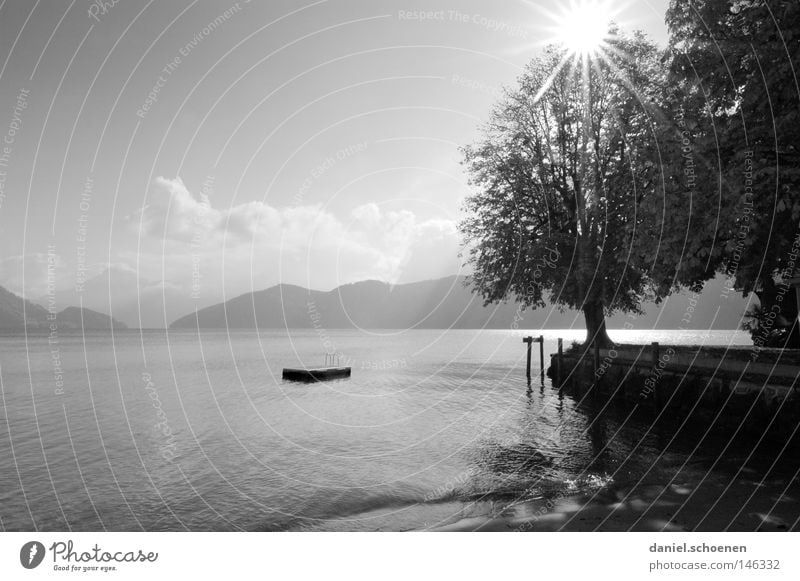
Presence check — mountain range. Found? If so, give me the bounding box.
[0,285,127,331]
[35,267,205,329]
[2,273,752,331]
[170,274,751,331]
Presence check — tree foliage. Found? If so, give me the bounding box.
[460,31,677,346]
[665,0,800,346]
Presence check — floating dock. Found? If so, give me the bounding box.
[282,367,351,382]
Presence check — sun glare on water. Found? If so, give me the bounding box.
[554,0,614,58]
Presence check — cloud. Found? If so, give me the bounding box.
[130,177,463,295]
[0,252,71,298]
[137,176,219,242]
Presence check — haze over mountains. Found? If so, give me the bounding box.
[170,275,751,331]
[36,267,210,329]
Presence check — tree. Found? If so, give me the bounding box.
[664,0,800,347]
[460,31,676,347]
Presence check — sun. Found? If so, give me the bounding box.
[554,0,614,58]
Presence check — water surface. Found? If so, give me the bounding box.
[1,328,796,531]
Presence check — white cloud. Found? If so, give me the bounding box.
[130,177,463,296]
[137,176,220,242]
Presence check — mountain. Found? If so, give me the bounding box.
[39,267,202,329]
[0,286,127,330]
[55,306,128,330]
[1,285,50,330]
[169,275,751,331]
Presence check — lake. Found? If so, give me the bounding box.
[1,328,797,531]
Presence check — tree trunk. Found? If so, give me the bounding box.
[582,301,614,348]
[788,288,800,349]
[753,283,800,349]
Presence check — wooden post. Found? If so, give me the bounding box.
[593,341,600,375]
[523,336,533,380]
[539,335,544,383]
[591,340,601,398]
[652,341,661,409]
[557,338,563,387]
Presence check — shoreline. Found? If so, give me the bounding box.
[433,477,800,532]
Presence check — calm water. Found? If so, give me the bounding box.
[0,328,794,531]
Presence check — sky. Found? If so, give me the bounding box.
[0,0,670,305]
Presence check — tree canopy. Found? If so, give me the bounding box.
[664,0,800,346]
[460,31,681,346]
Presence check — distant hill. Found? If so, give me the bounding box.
[0,285,127,330]
[169,275,751,331]
[36,267,200,329]
[0,285,50,330]
[55,306,128,330]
